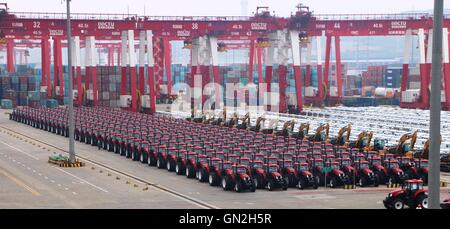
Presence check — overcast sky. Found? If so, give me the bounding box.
[5,0,437,16]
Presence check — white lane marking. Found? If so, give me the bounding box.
[57,184,61,187]
[55,167,108,193]
[27,167,31,170]
[12,159,16,162]
[294,194,336,200]
[0,140,39,160]
[64,187,69,191]
[44,176,48,180]
[72,192,77,195]
[32,170,36,173]
[50,180,55,183]
[38,173,42,176]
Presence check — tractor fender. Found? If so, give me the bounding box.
[362,168,373,176]
[285,167,296,175]
[271,171,282,177]
[421,167,429,174]
[413,190,427,199]
[332,169,344,176]
[374,165,387,175]
[392,168,403,174]
[301,170,312,177]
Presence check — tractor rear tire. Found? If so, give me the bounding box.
[297,178,305,190]
[267,180,275,191]
[209,173,218,186]
[140,153,147,164]
[234,182,243,193]
[250,182,256,192]
[148,154,156,166]
[176,163,185,175]
[156,157,164,169]
[222,176,232,191]
[186,165,195,178]
[416,194,429,209]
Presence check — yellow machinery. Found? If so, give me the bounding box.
[350,131,375,152]
[292,122,310,140]
[236,112,250,129]
[310,123,329,143]
[222,112,238,127]
[388,131,418,158]
[275,120,295,137]
[331,124,351,147]
[248,116,266,132]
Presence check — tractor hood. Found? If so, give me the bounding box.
[392,168,403,174]
[285,167,296,174]
[373,164,387,174]
[239,173,250,180]
[301,170,312,177]
[390,189,405,198]
[270,171,282,177]
[421,167,429,173]
[332,169,344,176]
[361,168,373,176]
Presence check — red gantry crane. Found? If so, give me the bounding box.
[1,3,450,112]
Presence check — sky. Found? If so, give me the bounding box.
[5,0,437,16]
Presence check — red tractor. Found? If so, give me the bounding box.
[208,161,233,186]
[278,159,297,187]
[323,161,350,188]
[260,164,288,191]
[156,146,177,170]
[221,165,256,192]
[383,159,407,184]
[337,158,355,183]
[383,179,428,209]
[175,152,197,175]
[368,156,388,184]
[197,157,222,182]
[353,160,379,187]
[413,159,429,184]
[294,162,318,189]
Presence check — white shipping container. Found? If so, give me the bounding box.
[120,95,132,108]
[305,86,318,97]
[330,86,338,97]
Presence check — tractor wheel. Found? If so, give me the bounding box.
[222,176,232,191]
[209,173,218,186]
[186,165,195,178]
[392,198,405,209]
[297,178,305,190]
[267,180,275,191]
[282,179,288,191]
[329,177,337,188]
[254,174,264,189]
[199,169,207,182]
[358,177,366,187]
[140,153,147,164]
[148,154,156,166]
[250,182,256,192]
[156,157,164,169]
[234,182,243,193]
[176,163,185,175]
[416,194,429,209]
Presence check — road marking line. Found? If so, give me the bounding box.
[64,187,69,190]
[50,180,55,183]
[72,192,77,195]
[0,167,41,196]
[57,184,61,187]
[44,176,48,179]
[32,170,36,173]
[55,167,108,193]
[0,140,39,160]
[38,173,42,176]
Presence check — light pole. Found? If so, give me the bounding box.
[429,0,444,209]
[66,0,75,163]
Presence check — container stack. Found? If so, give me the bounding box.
[97,66,121,108]
[0,75,38,108]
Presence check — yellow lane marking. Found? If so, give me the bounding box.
[0,167,41,196]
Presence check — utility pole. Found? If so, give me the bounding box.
[429,0,443,209]
[66,0,76,163]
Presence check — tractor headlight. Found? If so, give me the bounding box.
[388,193,392,198]
[397,172,403,176]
